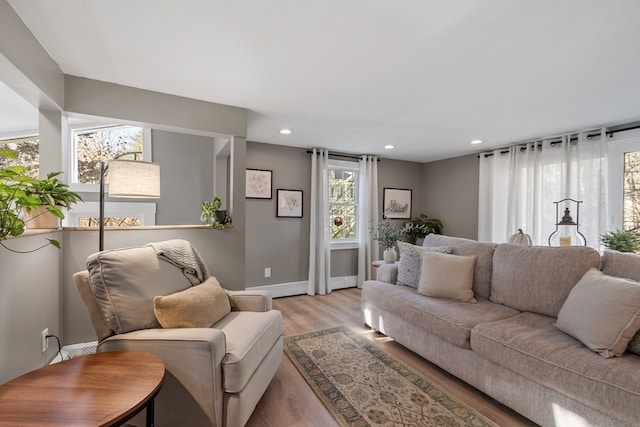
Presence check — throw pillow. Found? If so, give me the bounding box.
[153,277,231,328]
[628,331,640,355]
[396,241,452,288]
[417,251,477,302]
[556,268,640,358]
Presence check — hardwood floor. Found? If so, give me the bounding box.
[246,288,536,427]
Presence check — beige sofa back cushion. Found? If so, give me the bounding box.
[490,244,600,317]
[600,250,640,281]
[422,234,497,298]
[87,246,193,334]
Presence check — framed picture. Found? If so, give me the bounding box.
[383,188,412,219]
[246,169,272,199]
[277,189,303,218]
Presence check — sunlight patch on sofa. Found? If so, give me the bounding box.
[552,403,589,427]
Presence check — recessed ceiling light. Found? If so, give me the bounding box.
[384,144,395,150]
[469,139,483,145]
[279,129,292,135]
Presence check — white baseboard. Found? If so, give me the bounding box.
[249,276,358,298]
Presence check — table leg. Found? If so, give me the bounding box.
[146,398,155,427]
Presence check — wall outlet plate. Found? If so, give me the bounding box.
[264,268,271,278]
[41,328,48,353]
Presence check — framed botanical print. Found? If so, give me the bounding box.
[246,169,272,199]
[276,189,303,218]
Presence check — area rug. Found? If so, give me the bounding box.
[284,326,498,427]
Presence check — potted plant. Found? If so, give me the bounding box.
[23,171,82,229]
[601,229,640,253]
[200,196,231,230]
[401,214,443,245]
[0,148,61,250]
[370,219,403,263]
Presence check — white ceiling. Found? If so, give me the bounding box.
[4,0,640,162]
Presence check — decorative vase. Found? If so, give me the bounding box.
[383,247,397,263]
[24,206,60,229]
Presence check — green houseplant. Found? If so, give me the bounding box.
[370,219,403,263]
[401,214,443,244]
[23,171,82,228]
[200,196,230,230]
[0,148,65,250]
[601,229,640,253]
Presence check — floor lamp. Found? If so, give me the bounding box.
[99,152,160,251]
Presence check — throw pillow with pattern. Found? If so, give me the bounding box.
[396,241,452,288]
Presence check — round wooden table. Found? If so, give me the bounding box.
[0,351,165,427]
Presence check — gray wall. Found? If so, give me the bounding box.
[0,232,62,383]
[153,129,214,225]
[421,153,479,240]
[245,142,425,287]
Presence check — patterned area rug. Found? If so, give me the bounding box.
[284,326,498,427]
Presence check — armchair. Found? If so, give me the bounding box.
[73,241,283,427]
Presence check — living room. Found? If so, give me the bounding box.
[1,1,639,426]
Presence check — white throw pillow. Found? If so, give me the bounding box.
[556,268,640,358]
[417,251,477,302]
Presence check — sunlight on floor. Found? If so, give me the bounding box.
[552,403,590,427]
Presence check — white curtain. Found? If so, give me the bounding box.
[478,129,608,249]
[357,155,379,285]
[308,149,331,295]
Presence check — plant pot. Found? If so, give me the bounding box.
[25,206,60,229]
[215,210,227,224]
[383,247,397,263]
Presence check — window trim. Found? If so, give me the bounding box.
[66,123,152,193]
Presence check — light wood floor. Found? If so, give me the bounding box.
[246,288,537,427]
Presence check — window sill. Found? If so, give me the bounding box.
[331,241,359,250]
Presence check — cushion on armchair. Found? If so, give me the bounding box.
[87,246,192,334]
[153,277,231,328]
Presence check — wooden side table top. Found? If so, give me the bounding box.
[0,351,165,427]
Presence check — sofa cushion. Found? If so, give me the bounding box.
[489,244,600,317]
[417,252,477,302]
[471,312,640,425]
[556,269,640,357]
[361,281,520,348]
[214,310,283,393]
[422,234,497,299]
[87,246,193,334]
[153,277,231,328]
[396,242,452,288]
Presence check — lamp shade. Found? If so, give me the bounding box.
[108,159,160,198]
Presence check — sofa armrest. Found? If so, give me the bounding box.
[227,290,273,312]
[376,263,398,284]
[99,328,226,427]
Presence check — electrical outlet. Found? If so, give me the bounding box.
[41,328,48,353]
[264,267,271,278]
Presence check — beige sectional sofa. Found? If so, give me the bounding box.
[361,234,640,427]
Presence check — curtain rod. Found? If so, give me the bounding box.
[306,150,380,161]
[479,123,640,158]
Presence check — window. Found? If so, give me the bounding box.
[0,136,39,178]
[328,161,359,243]
[69,124,151,190]
[609,128,640,233]
[62,202,156,227]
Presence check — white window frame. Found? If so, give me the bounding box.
[608,128,640,231]
[66,123,152,193]
[62,201,157,227]
[329,159,360,250]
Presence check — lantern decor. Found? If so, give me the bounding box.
[548,198,586,247]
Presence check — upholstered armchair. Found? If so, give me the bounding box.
[73,240,283,427]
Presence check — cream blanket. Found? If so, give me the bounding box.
[145,239,210,285]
